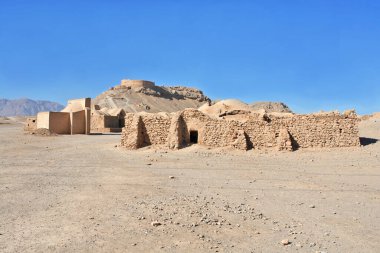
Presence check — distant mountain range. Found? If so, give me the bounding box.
[0,98,64,116]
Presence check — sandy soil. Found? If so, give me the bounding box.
[0,118,379,253]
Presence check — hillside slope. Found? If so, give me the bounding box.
[93,80,210,113]
[250,101,292,113]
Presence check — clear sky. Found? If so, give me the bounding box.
[0,0,379,114]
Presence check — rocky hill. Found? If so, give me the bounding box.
[249,102,292,113]
[0,98,64,116]
[93,80,210,113]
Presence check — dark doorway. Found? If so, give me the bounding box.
[190,130,198,144]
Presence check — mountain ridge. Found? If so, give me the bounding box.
[0,98,64,116]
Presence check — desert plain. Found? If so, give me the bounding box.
[0,116,379,253]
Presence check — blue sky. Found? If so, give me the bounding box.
[0,0,379,114]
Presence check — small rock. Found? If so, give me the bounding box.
[151,221,162,227]
[309,205,315,208]
[281,239,291,245]
[169,176,175,179]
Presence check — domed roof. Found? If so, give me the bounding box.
[198,99,251,116]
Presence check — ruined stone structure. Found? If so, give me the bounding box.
[121,109,360,151]
[94,79,210,114]
[90,106,126,133]
[24,117,37,132]
[34,98,91,135]
[120,79,155,89]
[90,79,211,132]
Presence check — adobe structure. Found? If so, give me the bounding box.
[89,80,155,132]
[28,98,91,134]
[90,79,211,133]
[24,116,37,132]
[90,105,126,133]
[120,108,360,151]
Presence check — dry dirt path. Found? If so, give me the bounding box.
[0,119,379,253]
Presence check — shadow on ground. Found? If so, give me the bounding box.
[90,133,121,136]
[360,137,378,146]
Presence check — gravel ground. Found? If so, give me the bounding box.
[0,118,379,253]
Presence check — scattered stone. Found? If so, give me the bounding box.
[169,176,175,179]
[30,128,57,136]
[151,221,162,226]
[281,239,291,245]
[309,205,316,208]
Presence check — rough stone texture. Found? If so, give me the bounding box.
[168,112,187,149]
[121,115,143,149]
[24,117,37,132]
[250,101,292,113]
[121,109,360,151]
[231,130,248,150]
[141,114,171,146]
[94,79,210,114]
[277,128,293,151]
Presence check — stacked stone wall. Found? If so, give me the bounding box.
[275,114,359,148]
[141,115,171,146]
[120,109,360,151]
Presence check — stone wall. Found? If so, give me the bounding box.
[91,114,121,132]
[140,114,171,146]
[275,113,360,148]
[120,109,360,151]
[122,113,171,147]
[24,117,37,131]
[120,80,155,89]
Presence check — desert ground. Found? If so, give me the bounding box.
[0,117,379,253]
